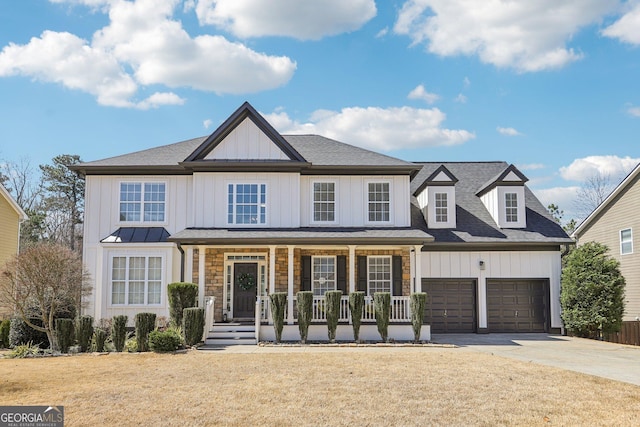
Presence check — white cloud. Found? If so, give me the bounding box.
[376,27,389,38]
[0,0,296,108]
[195,0,377,40]
[518,163,545,171]
[497,126,522,136]
[264,105,475,152]
[532,186,581,219]
[559,155,640,182]
[602,3,640,44]
[394,0,618,72]
[627,106,640,117]
[463,77,470,88]
[203,119,213,129]
[454,93,467,103]
[407,84,440,104]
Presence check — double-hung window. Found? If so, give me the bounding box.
[435,192,448,223]
[228,183,266,225]
[505,192,518,223]
[368,256,391,294]
[313,182,335,222]
[111,255,162,305]
[621,228,633,255]
[312,256,336,296]
[119,182,166,222]
[368,182,390,222]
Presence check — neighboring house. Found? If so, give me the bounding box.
[572,163,640,322]
[0,182,28,317]
[73,102,571,342]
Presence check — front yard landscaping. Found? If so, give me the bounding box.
[1,347,639,426]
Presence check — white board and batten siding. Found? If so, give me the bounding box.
[420,251,562,330]
[205,118,290,160]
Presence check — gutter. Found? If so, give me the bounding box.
[176,243,185,282]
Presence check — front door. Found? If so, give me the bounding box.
[233,263,258,319]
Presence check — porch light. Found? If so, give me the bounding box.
[479,260,486,270]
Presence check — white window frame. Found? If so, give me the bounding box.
[227,183,267,226]
[311,180,338,224]
[367,255,392,295]
[118,181,167,224]
[621,228,633,255]
[505,192,518,223]
[311,256,337,296]
[109,254,164,306]
[435,192,448,223]
[365,180,392,224]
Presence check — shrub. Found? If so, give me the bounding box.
[270,292,287,343]
[183,307,205,347]
[124,336,137,353]
[9,317,49,348]
[135,312,156,352]
[296,291,313,343]
[0,319,10,348]
[111,315,128,353]
[55,318,75,353]
[93,329,107,352]
[374,292,391,342]
[76,315,94,353]
[149,329,183,353]
[410,292,427,343]
[168,282,198,328]
[7,342,41,358]
[325,290,342,343]
[348,292,365,342]
[561,242,625,339]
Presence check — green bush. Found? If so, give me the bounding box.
[125,336,137,353]
[348,292,365,342]
[7,342,41,358]
[168,282,198,328]
[325,290,342,343]
[135,312,156,352]
[55,318,75,353]
[183,307,205,347]
[410,293,427,342]
[296,291,313,343]
[270,292,287,343]
[111,315,128,353]
[93,329,107,352]
[374,292,391,342]
[9,317,49,348]
[76,315,94,353]
[561,242,625,339]
[149,329,183,353]
[0,319,10,348]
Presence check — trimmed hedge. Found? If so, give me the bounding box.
[149,329,183,353]
[111,315,128,353]
[325,290,342,343]
[410,292,427,342]
[183,307,205,347]
[348,292,365,342]
[55,318,75,353]
[296,291,313,343]
[76,315,94,353]
[94,329,107,352]
[270,292,287,343]
[9,317,49,348]
[374,292,391,342]
[135,312,156,352]
[168,282,198,328]
[0,319,10,348]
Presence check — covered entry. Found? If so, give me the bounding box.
[486,279,549,333]
[422,279,477,333]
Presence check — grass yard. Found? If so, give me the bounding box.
[1,346,639,426]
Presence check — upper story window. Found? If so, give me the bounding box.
[313,182,335,222]
[111,255,162,305]
[621,228,633,255]
[505,192,518,223]
[367,182,390,222]
[368,256,391,295]
[228,183,266,225]
[119,182,165,222]
[435,192,448,223]
[312,256,336,296]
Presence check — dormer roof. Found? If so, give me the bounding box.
[476,164,528,197]
[413,164,458,196]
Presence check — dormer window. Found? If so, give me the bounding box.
[435,193,448,223]
[413,165,458,229]
[505,192,518,223]
[476,164,528,229]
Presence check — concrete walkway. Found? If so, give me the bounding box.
[431,333,640,386]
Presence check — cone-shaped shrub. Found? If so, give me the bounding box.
[270,292,287,343]
[374,292,391,342]
[0,319,10,349]
[94,329,107,352]
[135,312,156,352]
[296,291,313,343]
[325,290,342,342]
[111,315,128,352]
[76,315,94,353]
[55,318,74,353]
[183,307,205,346]
[348,291,365,342]
[410,292,427,342]
[168,282,198,328]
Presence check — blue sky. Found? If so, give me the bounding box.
[1,0,640,222]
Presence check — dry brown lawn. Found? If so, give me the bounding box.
[1,347,639,426]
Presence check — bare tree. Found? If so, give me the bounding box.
[573,172,616,221]
[0,242,91,351]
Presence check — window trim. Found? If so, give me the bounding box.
[367,255,392,296]
[310,180,338,225]
[621,228,633,255]
[434,192,448,223]
[118,180,167,225]
[226,182,268,226]
[109,254,164,307]
[365,180,392,225]
[311,255,337,296]
[505,192,518,223]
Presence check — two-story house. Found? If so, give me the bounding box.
[74,102,571,342]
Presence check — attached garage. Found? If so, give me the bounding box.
[422,279,477,333]
[486,279,549,333]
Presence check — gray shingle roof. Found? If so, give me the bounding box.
[411,162,573,245]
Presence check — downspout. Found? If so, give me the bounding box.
[176,243,185,282]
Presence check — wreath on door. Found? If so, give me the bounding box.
[237,272,256,291]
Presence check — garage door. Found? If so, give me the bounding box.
[486,279,549,333]
[422,279,477,333]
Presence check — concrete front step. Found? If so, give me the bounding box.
[204,337,256,346]
[204,322,256,345]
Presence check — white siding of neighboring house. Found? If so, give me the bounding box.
[419,250,562,330]
[205,118,290,160]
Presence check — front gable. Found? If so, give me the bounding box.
[476,164,528,229]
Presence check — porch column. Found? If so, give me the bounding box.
[198,246,206,310]
[348,245,356,293]
[287,245,295,325]
[414,245,422,293]
[269,245,276,295]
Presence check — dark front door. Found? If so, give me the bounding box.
[233,263,258,319]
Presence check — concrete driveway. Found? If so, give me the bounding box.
[431,333,640,386]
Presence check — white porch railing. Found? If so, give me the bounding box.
[260,295,411,323]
